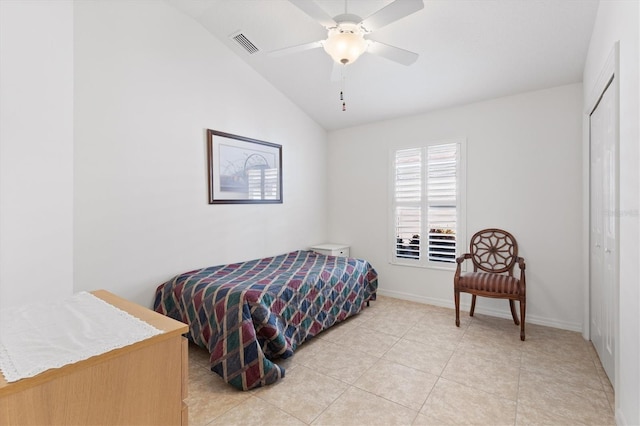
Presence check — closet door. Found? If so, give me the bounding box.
[589,78,617,385]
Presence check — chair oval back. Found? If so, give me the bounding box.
[469,228,518,273]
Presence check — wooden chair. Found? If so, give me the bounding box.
[454,228,527,340]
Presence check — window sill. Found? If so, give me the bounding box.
[389,259,456,272]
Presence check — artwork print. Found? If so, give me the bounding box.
[207,130,282,204]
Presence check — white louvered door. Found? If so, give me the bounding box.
[589,77,617,386]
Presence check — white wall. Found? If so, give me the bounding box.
[583,2,640,425]
[328,83,583,331]
[0,1,74,309]
[73,0,328,307]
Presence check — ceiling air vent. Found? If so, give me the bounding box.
[231,32,259,55]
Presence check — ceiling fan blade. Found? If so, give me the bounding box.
[367,40,419,65]
[361,0,424,31]
[269,41,323,57]
[288,0,336,28]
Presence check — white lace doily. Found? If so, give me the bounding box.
[0,291,161,382]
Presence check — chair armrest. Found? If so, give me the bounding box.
[517,257,526,270]
[454,254,472,283]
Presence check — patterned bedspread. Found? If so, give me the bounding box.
[153,250,378,390]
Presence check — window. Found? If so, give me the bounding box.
[390,140,466,268]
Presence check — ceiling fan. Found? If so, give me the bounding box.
[270,0,424,70]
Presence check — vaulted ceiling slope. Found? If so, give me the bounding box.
[166,0,599,131]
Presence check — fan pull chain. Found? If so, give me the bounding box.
[340,65,347,111]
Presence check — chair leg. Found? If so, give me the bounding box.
[469,295,476,317]
[520,299,526,341]
[509,300,520,325]
[454,290,460,327]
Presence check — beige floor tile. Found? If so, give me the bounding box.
[456,336,522,366]
[316,318,358,343]
[185,295,615,426]
[421,303,458,316]
[525,338,593,362]
[312,386,418,425]
[460,331,526,360]
[469,313,521,330]
[253,364,348,424]
[352,303,383,321]
[404,320,467,351]
[520,348,602,390]
[590,350,615,403]
[516,400,616,426]
[526,323,585,340]
[207,396,306,425]
[465,318,523,336]
[465,316,526,348]
[377,296,450,311]
[369,294,399,306]
[354,358,438,410]
[604,385,615,413]
[291,334,334,359]
[441,350,520,400]
[594,359,616,412]
[186,366,252,425]
[295,339,379,384]
[273,352,296,370]
[188,342,212,368]
[363,312,421,337]
[423,309,467,326]
[373,300,430,319]
[417,378,517,425]
[517,369,614,424]
[327,324,399,357]
[188,361,209,383]
[383,337,453,376]
[523,327,593,362]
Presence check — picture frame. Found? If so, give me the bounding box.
[207,129,283,204]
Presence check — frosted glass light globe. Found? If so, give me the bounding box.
[323,25,367,64]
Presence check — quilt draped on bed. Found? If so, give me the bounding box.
[153,250,378,390]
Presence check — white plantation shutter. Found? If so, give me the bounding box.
[394,149,422,259]
[391,141,465,268]
[427,144,458,263]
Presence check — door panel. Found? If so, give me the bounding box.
[589,78,616,385]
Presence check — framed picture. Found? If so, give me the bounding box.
[207,129,282,204]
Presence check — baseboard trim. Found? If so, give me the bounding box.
[376,288,582,333]
[615,409,624,426]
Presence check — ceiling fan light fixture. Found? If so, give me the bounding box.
[323,24,367,65]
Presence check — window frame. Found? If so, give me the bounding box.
[388,139,467,270]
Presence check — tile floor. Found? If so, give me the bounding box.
[186,295,615,425]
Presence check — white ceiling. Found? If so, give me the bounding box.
[167,0,599,131]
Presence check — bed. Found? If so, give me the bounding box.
[153,250,378,390]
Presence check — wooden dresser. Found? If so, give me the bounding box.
[0,290,189,425]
